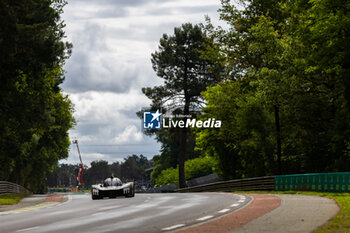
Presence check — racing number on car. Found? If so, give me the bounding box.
[123,188,130,194]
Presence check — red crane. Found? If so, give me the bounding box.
[73,140,84,186]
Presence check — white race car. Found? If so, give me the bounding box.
[91,176,135,199]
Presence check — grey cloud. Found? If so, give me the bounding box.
[70,100,148,143]
[104,21,185,42]
[67,119,161,162]
[62,22,139,93]
[73,23,107,52]
[62,47,159,93]
[93,4,219,19]
[97,6,219,43]
[62,53,138,93]
[82,144,160,156]
[145,5,219,16]
[62,41,138,93]
[61,2,220,93]
[69,0,176,7]
[65,0,177,19]
[94,7,128,19]
[73,121,109,136]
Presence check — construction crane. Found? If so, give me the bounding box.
[72,139,84,186]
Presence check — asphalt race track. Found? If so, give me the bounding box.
[0,193,251,233]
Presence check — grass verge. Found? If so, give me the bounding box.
[233,191,350,233]
[0,194,31,205]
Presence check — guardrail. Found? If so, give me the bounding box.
[177,176,274,193]
[177,172,350,193]
[0,181,31,195]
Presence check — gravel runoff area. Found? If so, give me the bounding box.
[0,194,65,212]
[176,194,339,233]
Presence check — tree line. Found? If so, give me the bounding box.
[0,0,74,193]
[47,155,152,187]
[142,0,350,187]
[1,0,348,192]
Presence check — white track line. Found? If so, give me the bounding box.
[218,208,230,213]
[98,206,120,211]
[197,215,214,221]
[16,226,41,232]
[238,199,245,203]
[231,203,239,207]
[162,224,185,231]
[91,212,106,216]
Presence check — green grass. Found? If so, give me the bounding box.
[233,191,350,233]
[0,194,31,205]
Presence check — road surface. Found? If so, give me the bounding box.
[0,193,251,233]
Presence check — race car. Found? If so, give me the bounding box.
[91,176,135,199]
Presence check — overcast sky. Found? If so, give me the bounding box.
[60,0,223,166]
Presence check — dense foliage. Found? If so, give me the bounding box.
[0,0,74,193]
[196,0,350,179]
[154,156,217,186]
[150,127,201,183]
[196,81,275,180]
[143,0,350,184]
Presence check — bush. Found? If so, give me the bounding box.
[0,194,31,205]
[155,167,178,186]
[155,156,217,186]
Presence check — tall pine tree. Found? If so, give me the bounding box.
[143,23,221,188]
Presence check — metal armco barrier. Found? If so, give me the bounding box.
[177,176,274,193]
[177,172,350,193]
[0,181,31,195]
[275,172,350,192]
